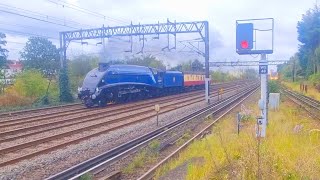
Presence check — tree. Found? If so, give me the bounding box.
[69,55,99,92]
[170,59,204,72]
[211,70,238,82]
[70,55,99,78]
[0,32,8,68]
[297,5,320,76]
[125,55,166,70]
[278,54,302,81]
[59,67,73,102]
[0,32,8,93]
[20,37,60,75]
[19,37,72,102]
[315,46,320,73]
[191,59,204,71]
[242,69,258,79]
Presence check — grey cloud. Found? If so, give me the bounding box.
[1,0,316,65]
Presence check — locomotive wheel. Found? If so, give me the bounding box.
[84,98,94,108]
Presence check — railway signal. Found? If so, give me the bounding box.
[236,23,254,54]
[236,18,274,137]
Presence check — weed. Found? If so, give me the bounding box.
[148,139,161,153]
[79,173,92,180]
[0,90,33,108]
[155,98,320,179]
[269,80,280,93]
[176,130,192,146]
[241,114,254,122]
[123,150,147,174]
[205,114,213,121]
[123,141,162,175]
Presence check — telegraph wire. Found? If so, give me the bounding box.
[0,22,61,33]
[46,0,130,25]
[0,28,58,40]
[0,28,100,47]
[0,9,79,29]
[0,2,92,28]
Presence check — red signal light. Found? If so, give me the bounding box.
[240,40,249,49]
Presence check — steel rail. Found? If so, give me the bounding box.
[0,84,247,167]
[281,88,320,120]
[283,89,320,108]
[0,85,237,141]
[0,103,82,118]
[138,84,259,180]
[0,84,232,127]
[46,83,259,180]
[0,81,240,124]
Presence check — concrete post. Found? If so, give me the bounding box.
[260,54,267,137]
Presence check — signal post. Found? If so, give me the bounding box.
[236,18,274,137]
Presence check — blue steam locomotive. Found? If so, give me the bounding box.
[78,63,195,107]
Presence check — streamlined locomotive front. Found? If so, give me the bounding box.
[78,67,107,107]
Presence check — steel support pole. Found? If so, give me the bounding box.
[260,54,267,137]
[204,21,210,104]
[59,32,64,69]
[59,32,67,69]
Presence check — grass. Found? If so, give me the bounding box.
[176,130,192,146]
[282,81,320,101]
[0,92,80,113]
[155,96,320,180]
[79,173,93,180]
[0,91,33,108]
[123,140,161,174]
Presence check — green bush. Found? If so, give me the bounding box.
[269,80,280,93]
[13,69,47,99]
[309,73,320,86]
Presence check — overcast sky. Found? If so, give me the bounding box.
[0,0,317,67]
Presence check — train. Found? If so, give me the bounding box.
[269,71,279,80]
[78,63,206,107]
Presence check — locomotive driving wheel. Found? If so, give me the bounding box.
[84,97,94,108]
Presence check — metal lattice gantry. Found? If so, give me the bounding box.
[59,20,210,103]
[209,60,289,67]
[62,21,207,40]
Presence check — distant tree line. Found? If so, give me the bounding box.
[279,5,320,83]
[0,32,8,93]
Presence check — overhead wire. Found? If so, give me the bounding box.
[0,3,128,58]
[0,28,58,40]
[46,0,130,25]
[0,9,79,29]
[1,2,205,60]
[0,2,92,28]
[0,21,61,34]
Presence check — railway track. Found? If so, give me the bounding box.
[281,88,320,120]
[0,81,251,168]
[46,82,259,180]
[0,85,236,143]
[0,103,83,119]
[0,85,239,136]
[0,81,244,122]
[0,82,239,127]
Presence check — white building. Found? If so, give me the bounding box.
[0,60,23,85]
